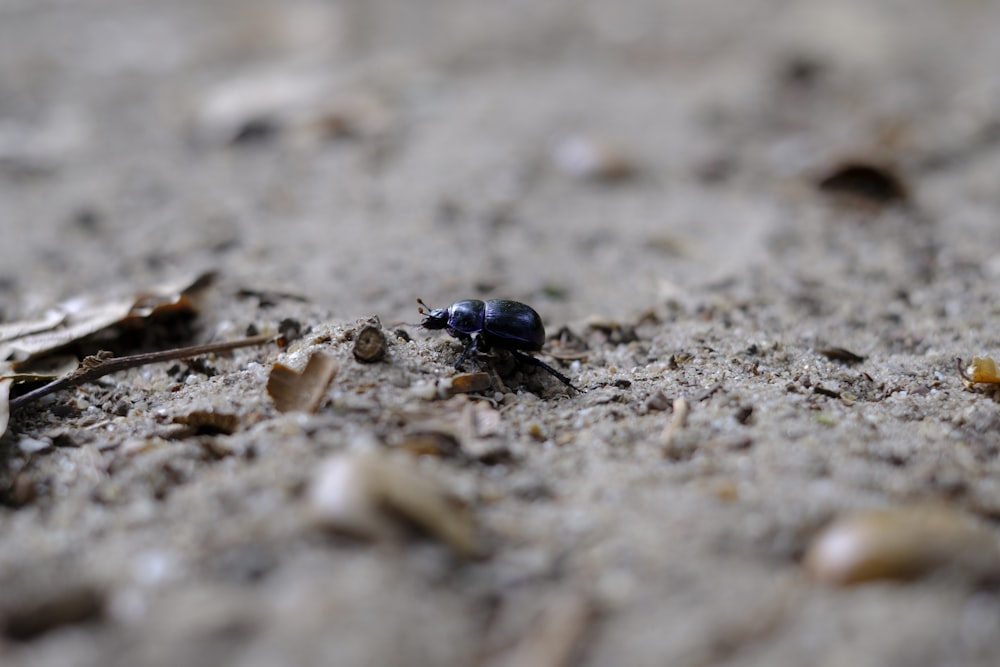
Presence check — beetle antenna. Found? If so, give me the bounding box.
[416,297,432,315]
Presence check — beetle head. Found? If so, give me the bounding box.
[417,297,449,330]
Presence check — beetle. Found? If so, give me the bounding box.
[417,298,581,392]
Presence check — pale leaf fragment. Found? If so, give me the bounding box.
[267,351,338,413]
[308,450,481,558]
[1,272,214,365]
[0,378,11,439]
[959,356,1000,385]
[483,593,593,667]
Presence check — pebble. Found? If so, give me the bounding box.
[804,506,1000,585]
[17,436,52,454]
[552,135,635,182]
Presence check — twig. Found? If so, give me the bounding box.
[10,334,274,410]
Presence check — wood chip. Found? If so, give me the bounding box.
[308,450,481,558]
[267,351,339,413]
[0,584,105,641]
[446,372,492,395]
[352,325,387,363]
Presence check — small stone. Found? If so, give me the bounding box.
[553,135,636,182]
[352,325,387,363]
[17,437,51,454]
[804,506,1000,585]
[645,391,671,412]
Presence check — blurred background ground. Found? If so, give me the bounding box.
[3,1,1000,665]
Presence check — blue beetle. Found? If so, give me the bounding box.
[418,298,581,392]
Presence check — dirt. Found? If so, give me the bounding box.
[3,1,1000,665]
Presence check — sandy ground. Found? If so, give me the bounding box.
[3,1,1000,665]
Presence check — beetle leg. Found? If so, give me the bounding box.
[508,349,583,392]
[454,335,478,370]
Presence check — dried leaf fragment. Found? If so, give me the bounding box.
[308,450,480,557]
[174,410,240,435]
[1,272,214,365]
[818,346,866,363]
[804,506,1000,585]
[816,161,908,207]
[267,351,338,413]
[958,356,1000,385]
[447,372,492,395]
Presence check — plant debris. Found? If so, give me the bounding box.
[816,161,909,207]
[0,583,105,641]
[0,378,10,439]
[352,324,387,363]
[173,410,241,436]
[661,396,689,453]
[448,372,492,395]
[395,430,462,458]
[267,351,339,413]
[8,334,274,413]
[0,272,214,365]
[958,356,1000,385]
[817,346,866,364]
[803,506,1000,585]
[308,450,481,558]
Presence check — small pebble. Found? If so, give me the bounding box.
[552,135,635,182]
[17,437,52,454]
[804,506,1000,585]
[645,391,671,412]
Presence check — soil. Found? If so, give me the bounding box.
[3,1,1000,665]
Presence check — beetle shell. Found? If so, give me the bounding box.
[480,300,545,351]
